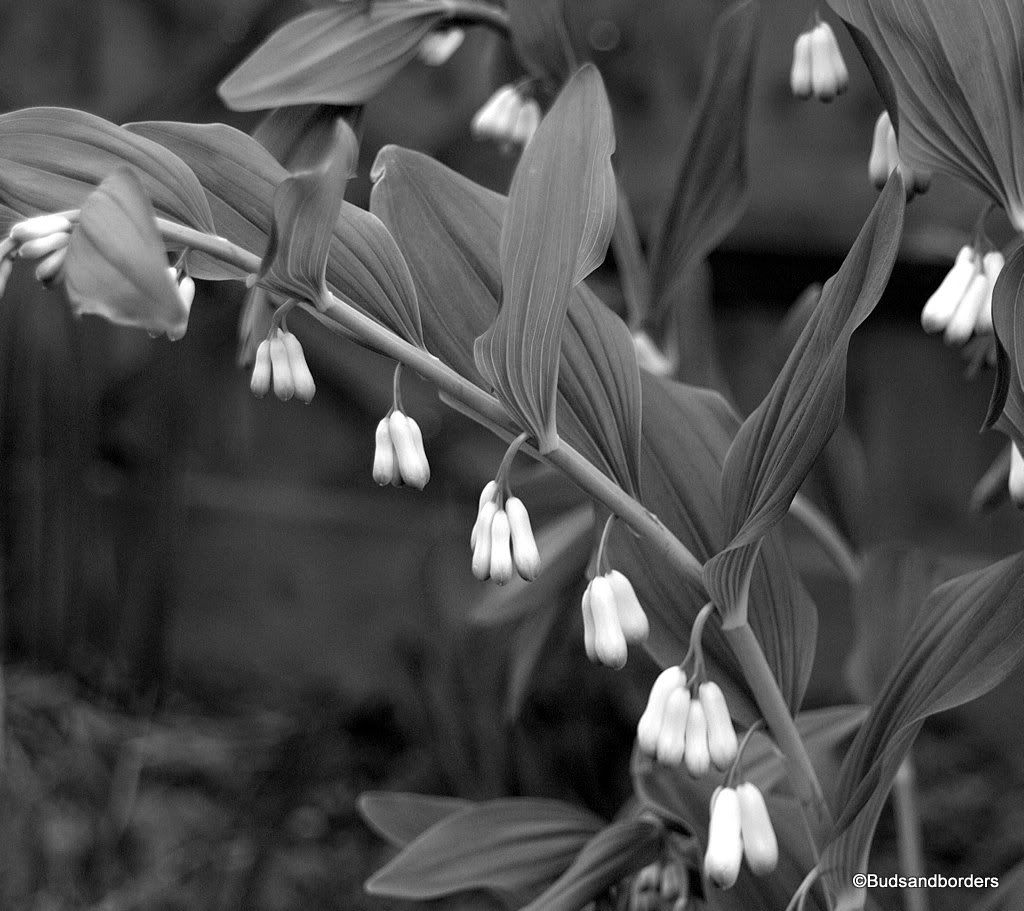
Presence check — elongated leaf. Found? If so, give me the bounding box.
[357,791,472,847]
[474,64,617,454]
[846,546,950,704]
[0,108,215,236]
[254,103,360,171]
[365,798,603,906]
[823,553,1024,909]
[371,144,642,495]
[259,120,357,306]
[647,0,759,330]
[520,817,663,911]
[827,0,1024,228]
[128,121,424,344]
[988,240,1024,453]
[609,375,818,725]
[219,1,445,111]
[64,168,187,337]
[703,177,905,627]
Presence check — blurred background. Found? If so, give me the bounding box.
[1,1,1023,909]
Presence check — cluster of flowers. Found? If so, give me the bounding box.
[471,84,541,148]
[470,479,541,583]
[638,667,777,888]
[630,859,689,911]
[250,327,316,402]
[789,21,848,102]
[581,569,649,669]
[373,410,431,489]
[867,111,930,197]
[921,244,1004,347]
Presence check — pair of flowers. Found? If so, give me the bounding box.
[705,783,778,888]
[790,21,848,102]
[373,410,431,489]
[471,85,541,148]
[922,244,1004,347]
[470,480,540,583]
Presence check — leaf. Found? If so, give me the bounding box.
[254,103,360,171]
[647,0,760,330]
[357,791,472,848]
[218,1,446,111]
[370,144,642,496]
[826,0,1024,228]
[609,374,818,725]
[64,168,187,337]
[127,121,424,344]
[703,177,905,627]
[987,239,1024,452]
[845,546,950,704]
[506,0,575,87]
[365,798,603,906]
[520,817,663,911]
[258,119,357,306]
[823,553,1024,908]
[474,64,617,454]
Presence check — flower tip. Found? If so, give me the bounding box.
[704,787,742,889]
[737,782,779,876]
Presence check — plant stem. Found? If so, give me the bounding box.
[611,181,650,330]
[789,493,861,586]
[893,757,929,911]
[152,217,830,840]
[444,0,510,34]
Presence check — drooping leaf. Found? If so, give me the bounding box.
[127,121,424,344]
[357,791,472,848]
[0,108,215,236]
[703,177,905,627]
[988,239,1024,453]
[846,546,951,704]
[506,0,575,88]
[823,553,1024,909]
[365,798,603,906]
[609,374,818,725]
[219,1,446,111]
[254,103,361,171]
[647,0,760,331]
[259,119,358,306]
[474,64,617,454]
[63,167,188,338]
[520,817,663,911]
[827,0,1024,229]
[370,144,642,495]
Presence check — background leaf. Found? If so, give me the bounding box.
[823,554,1024,908]
[474,64,617,454]
[988,239,1024,453]
[703,177,905,627]
[258,119,358,306]
[647,0,760,333]
[506,0,575,88]
[63,167,186,337]
[365,798,603,906]
[219,1,446,111]
[371,145,642,496]
[357,791,473,848]
[254,103,361,171]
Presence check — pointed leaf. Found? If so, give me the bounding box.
[64,168,187,337]
[520,817,663,911]
[823,553,1024,908]
[357,791,472,848]
[648,0,759,330]
[474,64,617,454]
[703,177,905,627]
[827,0,1024,228]
[371,145,642,495]
[254,103,360,171]
[0,108,215,236]
[219,1,446,111]
[609,374,818,724]
[259,119,357,306]
[988,239,1024,453]
[127,121,424,344]
[365,798,603,905]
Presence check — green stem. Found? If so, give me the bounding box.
[150,217,829,841]
[611,181,650,330]
[789,493,861,586]
[444,0,510,34]
[894,757,929,911]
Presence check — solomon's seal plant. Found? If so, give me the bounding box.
[3,0,1024,909]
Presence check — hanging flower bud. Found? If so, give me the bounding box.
[921,245,977,333]
[632,330,675,376]
[586,574,627,669]
[791,22,848,102]
[417,27,465,66]
[656,685,691,766]
[389,411,430,489]
[9,213,73,244]
[607,570,649,641]
[922,246,1004,346]
[35,248,67,284]
[1010,443,1024,508]
[699,681,738,771]
[790,31,813,99]
[250,338,273,397]
[704,787,743,890]
[637,666,686,756]
[471,84,540,147]
[943,265,989,346]
[472,499,499,580]
[868,111,930,197]
[372,418,398,486]
[975,250,1005,335]
[683,698,711,778]
[505,496,541,580]
[279,330,315,402]
[268,329,295,400]
[7,214,74,290]
[471,481,499,550]
[737,783,778,876]
[489,508,514,585]
[160,268,196,342]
